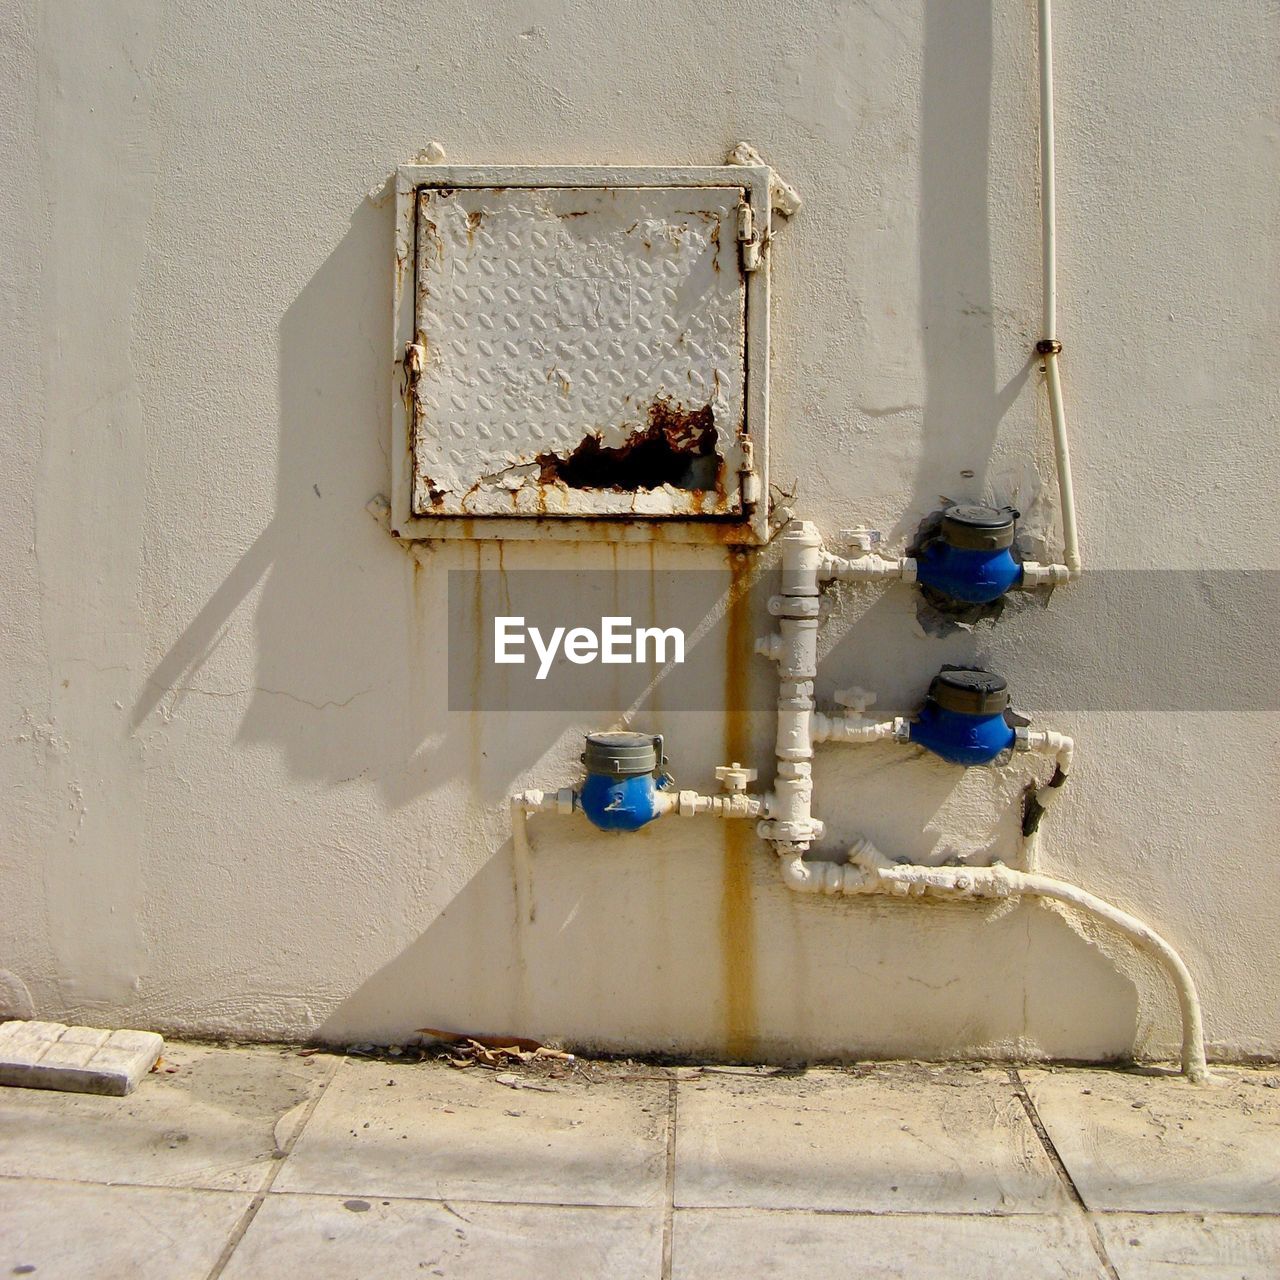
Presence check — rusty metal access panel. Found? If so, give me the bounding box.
[391,165,775,545]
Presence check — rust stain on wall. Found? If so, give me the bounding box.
[467,543,486,795]
[720,548,757,1060]
[646,544,661,715]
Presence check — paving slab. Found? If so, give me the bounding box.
[672,1208,1107,1279]
[0,1178,249,1280]
[1096,1213,1280,1280]
[222,1193,662,1279]
[1024,1068,1280,1212]
[0,1041,335,1191]
[275,1058,669,1206]
[674,1066,1068,1213]
[0,1020,163,1095]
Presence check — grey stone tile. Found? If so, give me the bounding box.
[1096,1213,1280,1280]
[1024,1068,1280,1212]
[675,1066,1068,1212]
[221,1193,662,1279]
[275,1058,668,1206]
[672,1208,1107,1279]
[0,1041,335,1191]
[0,1178,249,1280]
[0,1020,162,1096]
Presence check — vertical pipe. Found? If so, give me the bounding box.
[1037,0,1082,577]
[1044,353,1081,576]
[1038,0,1057,341]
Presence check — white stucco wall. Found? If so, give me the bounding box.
[1,0,1276,1062]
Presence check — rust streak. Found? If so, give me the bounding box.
[468,543,486,796]
[720,549,757,1061]
[646,543,661,715]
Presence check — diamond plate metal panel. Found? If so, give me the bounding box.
[411,185,747,518]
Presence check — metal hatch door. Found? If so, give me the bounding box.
[410,184,748,519]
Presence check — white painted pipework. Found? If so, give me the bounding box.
[509,786,764,836]
[1016,728,1074,870]
[1038,0,1058,345]
[751,518,1207,1078]
[754,520,827,849]
[1020,729,1074,798]
[513,514,1203,1077]
[507,0,1184,1062]
[668,790,765,820]
[1037,0,1082,579]
[811,713,905,745]
[773,841,1207,1082]
[819,551,916,584]
[1019,559,1073,589]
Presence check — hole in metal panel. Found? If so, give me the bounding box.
[536,398,720,493]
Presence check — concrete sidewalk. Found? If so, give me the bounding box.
[1,1042,1277,1278]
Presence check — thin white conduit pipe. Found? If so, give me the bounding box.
[1038,0,1058,340]
[1015,871,1207,1083]
[775,851,1208,1082]
[1037,0,1082,577]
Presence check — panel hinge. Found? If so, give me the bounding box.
[738,438,761,507]
[736,202,763,272]
[402,340,425,399]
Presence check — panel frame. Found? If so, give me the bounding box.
[390,164,774,545]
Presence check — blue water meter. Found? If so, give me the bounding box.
[915,504,1022,605]
[579,732,670,832]
[909,668,1017,766]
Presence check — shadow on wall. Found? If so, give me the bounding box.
[311,821,1143,1063]
[130,195,562,806]
[911,0,1034,525]
[131,0,1042,807]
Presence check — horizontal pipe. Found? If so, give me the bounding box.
[812,713,905,745]
[820,552,916,584]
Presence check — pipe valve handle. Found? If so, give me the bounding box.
[715,762,758,793]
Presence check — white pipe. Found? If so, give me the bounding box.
[1043,353,1081,577]
[1038,0,1057,342]
[774,845,1207,1082]
[1018,730,1072,862]
[812,713,905,745]
[1017,870,1207,1081]
[512,786,765,831]
[1037,0,1082,579]
[1019,559,1073,589]
[1017,729,1074,871]
[820,552,917,584]
[754,521,827,849]
[665,790,765,820]
[1021,730,1073,802]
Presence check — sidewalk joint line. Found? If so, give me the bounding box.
[1009,1067,1119,1280]
[202,1055,339,1279]
[660,1072,677,1280]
